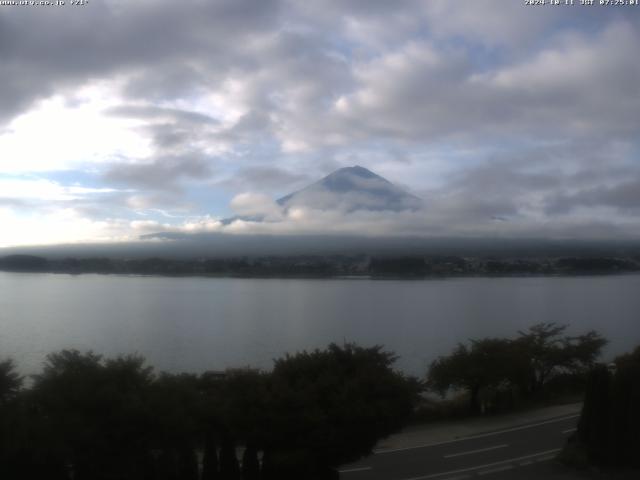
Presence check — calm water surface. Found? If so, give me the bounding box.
[1,272,639,376]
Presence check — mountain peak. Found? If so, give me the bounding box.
[277,165,421,212]
[334,165,378,176]
[322,165,389,184]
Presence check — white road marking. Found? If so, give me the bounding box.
[376,414,579,454]
[478,465,513,475]
[398,448,562,480]
[535,455,557,462]
[443,444,508,459]
[562,427,577,434]
[339,466,372,473]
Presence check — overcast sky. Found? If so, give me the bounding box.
[0,0,639,247]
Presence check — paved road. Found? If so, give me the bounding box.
[339,413,579,480]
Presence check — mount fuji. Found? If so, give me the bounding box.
[276,165,422,213]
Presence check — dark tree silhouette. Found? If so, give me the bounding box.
[428,338,523,414]
[147,372,203,479]
[1,344,421,480]
[219,436,241,480]
[0,358,31,479]
[568,346,640,469]
[263,343,420,477]
[428,324,607,413]
[577,364,612,464]
[30,350,156,480]
[515,323,607,394]
[0,358,22,404]
[201,433,220,480]
[241,444,260,480]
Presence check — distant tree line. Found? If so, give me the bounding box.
[426,323,608,414]
[1,254,639,277]
[0,344,420,480]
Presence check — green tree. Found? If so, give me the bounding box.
[0,358,22,404]
[427,338,523,414]
[516,323,607,394]
[214,369,270,449]
[577,364,612,464]
[201,432,220,480]
[241,444,260,480]
[428,325,607,414]
[263,343,420,478]
[0,358,31,479]
[218,436,240,480]
[196,368,268,479]
[609,346,640,467]
[31,350,156,480]
[147,372,203,479]
[569,346,640,468]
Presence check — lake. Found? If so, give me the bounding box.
[1,272,639,376]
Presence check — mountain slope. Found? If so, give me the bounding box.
[276,165,421,212]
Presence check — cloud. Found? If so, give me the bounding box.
[219,166,309,192]
[0,177,122,206]
[105,105,219,126]
[103,154,216,190]
[332,21,640,145]
[422,0,557,46]
[1,1,639,244]
[230,193,283,220]
[545,178,640,216]
[0,206,134,248]
[0,0,281,124]
[0,92,151,174]
[207,201,640,240]
[472,21,640,137]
